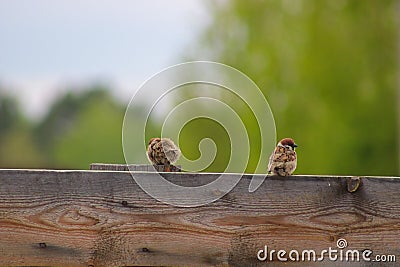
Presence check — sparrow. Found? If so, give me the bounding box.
[147,138,181,171]
[267,137,298,176]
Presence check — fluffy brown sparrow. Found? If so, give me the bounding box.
[147,138,181,171]
[267,138,298,176]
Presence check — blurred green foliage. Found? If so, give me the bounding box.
[51,90,125,169]
[184,0,399,175]
[0,0,398,175]
[0,88,125,169]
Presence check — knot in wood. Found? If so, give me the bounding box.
[347,177,362,193]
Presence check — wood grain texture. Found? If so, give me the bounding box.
[0,169,399,266]
[90,163,181,172]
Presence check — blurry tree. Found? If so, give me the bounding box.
[52,89,126,169]
[0,86,152,169]
[0,93,20,136]
[34,87,108,157]
[34,91,82,155]
[0,125,46,168]
[185,0,398,175]
[34,87,126,169]
[0,92,44,167]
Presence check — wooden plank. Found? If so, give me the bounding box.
[89,163,181,172]
[0,169,399,266]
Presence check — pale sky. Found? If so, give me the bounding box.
[0,0,210,119]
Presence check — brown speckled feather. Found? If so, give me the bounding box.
[268,138,297,176]
[147,138,181,166]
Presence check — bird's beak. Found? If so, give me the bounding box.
[293,143,298,148]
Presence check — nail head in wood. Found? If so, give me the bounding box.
[140,247,150,253]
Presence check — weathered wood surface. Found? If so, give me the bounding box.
[90,163,181,172]
[0,169,399,266]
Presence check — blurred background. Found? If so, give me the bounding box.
[0,0,399,176]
